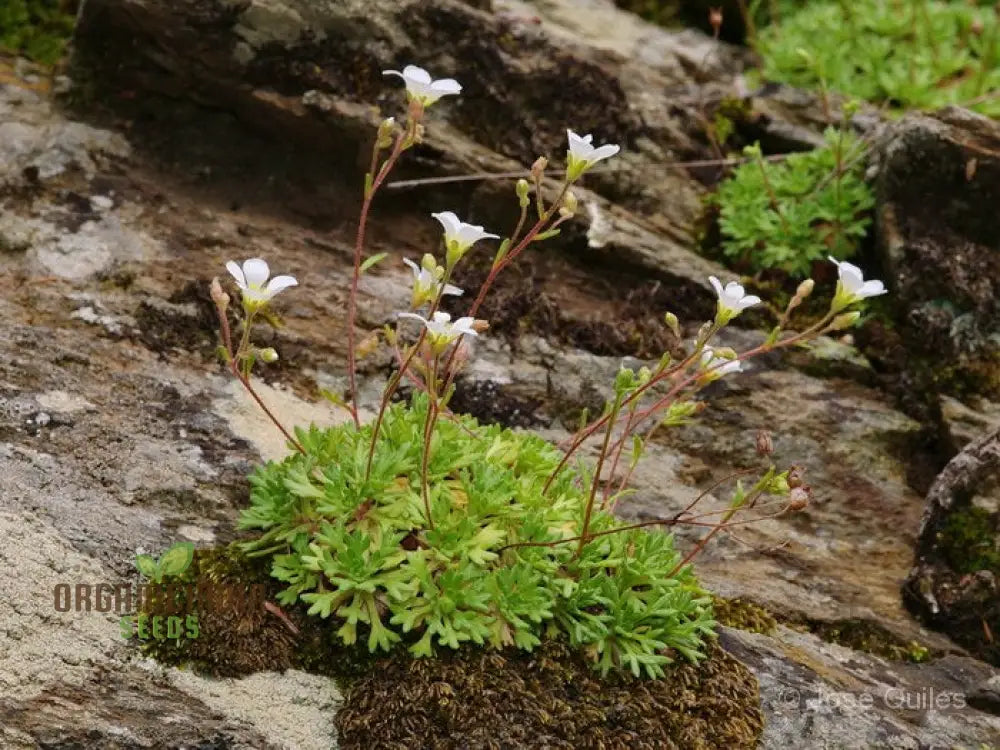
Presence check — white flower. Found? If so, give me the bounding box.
[403,257,462,307]
[566,129,621,180]
[226,258,298,306]
[431,211,500,266]
[709,276,760,323]
[699,347,743,380]
[828,256,887,309]
[397,310,478,352]
[383,65,461,107]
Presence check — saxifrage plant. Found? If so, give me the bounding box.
[142,62,889,679]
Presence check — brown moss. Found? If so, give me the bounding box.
[336,639,763,750]
[139,544,376,679]
[782,615,933,663]
[712,596,777,635]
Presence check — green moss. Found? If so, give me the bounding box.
[712,596,777,635]
[938,505,1000,576]
[786,616,934,663]
[0,0,75,66]
[336,639,764,750]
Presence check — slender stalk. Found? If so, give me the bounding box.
[419,355,440,529]
[345,120,416,427]
[214,301,305,455]
[575,394,624,557]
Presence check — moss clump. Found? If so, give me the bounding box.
[938,505,1000,576]
[712,596,777,635]
[139,544,378,680]
[336,639,763,750]
[0,0,75,66]
[786,616,933,663]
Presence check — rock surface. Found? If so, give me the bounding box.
[904,427,1000,668]
[871,108,1000,403]
[0,0,998,747]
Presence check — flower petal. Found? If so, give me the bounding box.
[432,211,462,236]
[226,260,247,289]
[242,258,270,287]
[402,257,421,277]
[382,69,404,80]
[589,144,620,162]
[860,280,887,298]
[397,312,429,325]
[442,283,464,297]
[709,276,724,298]
[430,78,462,96]
[266,275,298,295]
[430,311,453,324]
[402,65,431,84]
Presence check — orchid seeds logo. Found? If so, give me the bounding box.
[52,542,267,643]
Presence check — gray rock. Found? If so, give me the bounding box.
[904,427,1000,667]
[871,108,1000,401]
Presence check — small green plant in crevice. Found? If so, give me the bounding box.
[184,63,889,682]
[756,0,1000,117]
[0,0,75,66]
[938,505,1000,576]
[712,127,874,278]
[134,541,194,584]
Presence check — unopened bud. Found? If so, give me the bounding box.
[563,191,578,214]
[829,311,861,331]
[259,347,279,363]
[471,319,490,334]
[530,156,548,180]
[516,179,531,208]
[714,347,738,360]
[788,486,811,511]
[210,277,229,310]
[755,430,773,457]
[413,123,425,144]
[664,312,680,338]
[558,206,574,221]
[376,117,396,149]
[787,465,806,489]
[357,332,379,359]
[795,279,815,300]
[709,6,723,33]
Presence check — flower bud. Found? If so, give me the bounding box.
[558,206,574,221]
[755,430,773,457]
[516,179,531,208]
[829,311,861,331]
[664,312,680,338]
[530,156,548,180]
[376,117,396,149]
[210,277,230,310]
[709,7,723,34]
[357,332,379,359]
[795,279,815,300]
[788,486,811,511]
[471,319,490,333]
[413,123,425,144]
[787,465,806,489]
[563,190,578,215]
[714,347,738,360]
[259,347,279,363]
